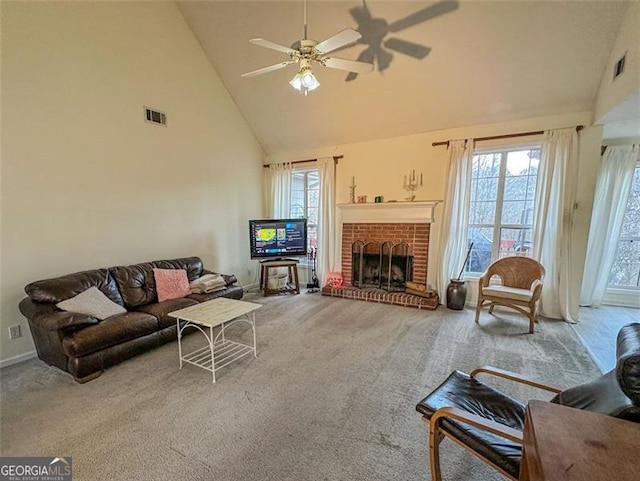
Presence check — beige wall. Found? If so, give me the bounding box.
[267,111,602,317]
[594,1,639,123]
[0,1,264,364]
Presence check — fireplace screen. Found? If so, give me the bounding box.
[352,241,413,291]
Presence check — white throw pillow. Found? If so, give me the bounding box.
[56,286,126,320]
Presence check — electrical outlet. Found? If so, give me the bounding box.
[9,325,22,339]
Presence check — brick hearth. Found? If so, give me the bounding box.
[321,285,438,310]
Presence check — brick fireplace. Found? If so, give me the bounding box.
[341,223,429,287]
[322,201,440,309]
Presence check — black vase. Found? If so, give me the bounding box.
[446,279,467,310]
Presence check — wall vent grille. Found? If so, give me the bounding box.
[144,107,167,126]
[614,53,626,80]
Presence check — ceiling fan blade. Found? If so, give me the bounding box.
[384,38,431,59]
[315,28,362,54]
[388,0,459,32]
[322,57,373,74]
[241,61,296,78]
[249,38,297,55]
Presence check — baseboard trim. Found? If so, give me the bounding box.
[0,350,37,369]
[603,288,640,308]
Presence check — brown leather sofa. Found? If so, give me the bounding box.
[19,256,243,383]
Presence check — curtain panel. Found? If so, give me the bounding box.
[532,128,579,321]
[437,139,474,301]
[317,157,337,286]
[264,162,292,218]
[580,145,639,306]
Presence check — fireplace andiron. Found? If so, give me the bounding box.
[306,247,319,293]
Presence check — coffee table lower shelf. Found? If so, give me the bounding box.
[170,298,262,383]
[181,339,254,373]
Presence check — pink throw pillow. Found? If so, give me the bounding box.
[153,268,191,302]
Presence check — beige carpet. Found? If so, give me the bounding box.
[0,293,599,481]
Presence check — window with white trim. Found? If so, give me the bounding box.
[608,164,640,289]
[290,168,319,250]
[466,146,541,274]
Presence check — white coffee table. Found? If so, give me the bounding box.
[169,297,262,383]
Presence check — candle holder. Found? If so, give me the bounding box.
[349,176,356,203]
[403,169,423,201]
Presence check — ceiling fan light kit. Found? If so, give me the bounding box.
[289,59,320,95]
[241,0,373,94]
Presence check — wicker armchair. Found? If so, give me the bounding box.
[474,256,544,334]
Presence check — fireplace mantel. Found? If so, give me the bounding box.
[337,201,441,224]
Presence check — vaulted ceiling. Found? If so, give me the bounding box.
[177,1,630,155]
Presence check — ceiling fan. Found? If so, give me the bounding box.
[241,0,373,95]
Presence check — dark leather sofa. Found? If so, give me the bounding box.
[19,256,243,382]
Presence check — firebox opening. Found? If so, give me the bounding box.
[352,241,413,292]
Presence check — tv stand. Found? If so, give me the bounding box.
[259,258,299,263]
[259,259,300,297]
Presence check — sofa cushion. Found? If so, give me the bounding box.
[110,257,206,309]
[110,262,157,309]
[138,298,198,329]
[153,268,191,302]
[62,312,158,357]
[56,286,127,320]
[25,269,124,306]
[153,257,204,282]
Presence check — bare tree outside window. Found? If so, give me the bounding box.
[290,169,319,251]
[608,165,640,289]
[466,147,540,274]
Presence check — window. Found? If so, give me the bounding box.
[290,169,319,250]
[608,164,640,289]
[466,147,540,274]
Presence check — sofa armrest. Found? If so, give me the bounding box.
[19,298,100,331]
[201,269,238,286]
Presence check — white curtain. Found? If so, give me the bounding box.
[580,145,639,306]
[532,128,579,321]
[317,157,337,286]
[437,139,474,301]
[264,162,292,218]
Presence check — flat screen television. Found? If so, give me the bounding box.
[249,218,308,260]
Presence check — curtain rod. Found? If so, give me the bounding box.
[263,155,343,168]
[432,125,584,147]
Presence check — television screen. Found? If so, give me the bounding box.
[249,218,308,259]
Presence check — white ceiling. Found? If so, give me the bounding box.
[177,1,630,155]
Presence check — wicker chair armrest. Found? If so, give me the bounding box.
[428,406,523,444]
[530,279,543,299]
[478,271,491,289]
[471,365,561,394]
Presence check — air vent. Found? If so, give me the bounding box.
[144,106,167,126]
[613,53,626,80]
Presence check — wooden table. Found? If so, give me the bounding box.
[260,259,300,296]
[520,400,640,481]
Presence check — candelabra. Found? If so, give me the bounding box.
[403,169,423,201]
[349,176,356,203]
